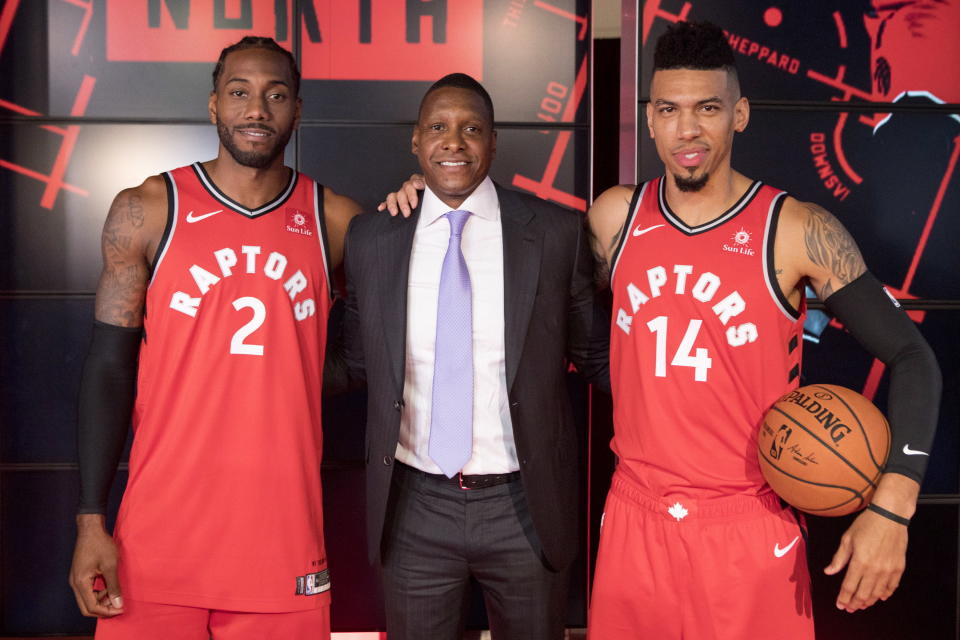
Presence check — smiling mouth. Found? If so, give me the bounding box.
[237,128,274,138]
[439,161,468,167]
[674,148,707,168]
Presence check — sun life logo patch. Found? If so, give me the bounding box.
[722,227,756,256]
[286,207,315,237]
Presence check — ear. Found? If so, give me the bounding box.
[491,129,497,157]
[734,96,750,133]
[208,91,218,126]
[293,96,303,130]
[411,127,420,155]
[646,101,655,139]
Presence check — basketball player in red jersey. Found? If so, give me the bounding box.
[67,37,360,639]
[586,22,941,639]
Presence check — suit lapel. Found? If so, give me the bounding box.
[377,207,420,395]
[498,185,541,391]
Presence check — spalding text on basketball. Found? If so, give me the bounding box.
[781,389,852,444]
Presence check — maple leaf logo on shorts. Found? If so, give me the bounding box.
[668,502,688,521]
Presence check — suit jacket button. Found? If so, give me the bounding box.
[511,401,520,408]
[383,455,393,466]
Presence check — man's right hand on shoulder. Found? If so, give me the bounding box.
[377,174,425,217]
[69,514,124,617]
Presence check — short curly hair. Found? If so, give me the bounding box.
[212,36,300,97]
[653,21,737,77]
[419,73,495,125]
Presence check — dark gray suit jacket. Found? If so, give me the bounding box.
[328,183,609,570]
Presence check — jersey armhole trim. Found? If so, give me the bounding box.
[609,181,648,285]
[313,181,335,301]
[148,171,178,288]
[762,191,802,321]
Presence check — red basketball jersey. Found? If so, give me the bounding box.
[114,163,333,612]
[609,177,805,499]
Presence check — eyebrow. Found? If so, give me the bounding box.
[225,76,291,88]
[654,96,723,106]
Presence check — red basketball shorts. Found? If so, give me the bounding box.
[589,471,814,640]
[95,598,330,640]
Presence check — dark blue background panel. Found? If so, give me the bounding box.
[0,298,95,464]
[807,503,957,640]
[0,469,127,636]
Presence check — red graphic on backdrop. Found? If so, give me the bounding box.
[0,0,95,210]
[511,1,588,211]
[106,0,483,82]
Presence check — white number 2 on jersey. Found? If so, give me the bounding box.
[646,316,712,381]
[230,296,266,356]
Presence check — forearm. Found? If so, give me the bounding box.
[824,272,941,484]
[77,321,141,514]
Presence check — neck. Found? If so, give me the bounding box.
[204,151,290,209]
[662,166,751,227]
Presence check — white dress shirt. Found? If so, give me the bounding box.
[396,177,519,475]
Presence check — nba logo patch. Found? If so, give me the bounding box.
[285,208,315,237]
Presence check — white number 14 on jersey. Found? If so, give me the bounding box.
[646,316,712,381]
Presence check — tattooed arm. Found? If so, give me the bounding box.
[94,178,167,325]
[586,185,634,289]
[70,177,167,619]
[777,197,934,614]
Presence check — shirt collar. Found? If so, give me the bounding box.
[420,176,499,226]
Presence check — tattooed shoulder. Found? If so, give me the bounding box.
[801,201,865,300]
[96,188,152,327]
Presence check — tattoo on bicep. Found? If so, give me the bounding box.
[96,193,149,326]
[802,203,866,299]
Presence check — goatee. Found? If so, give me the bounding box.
[674,172,709,192]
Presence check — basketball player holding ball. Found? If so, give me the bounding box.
[587,22,941,639]
[67,37,360,639]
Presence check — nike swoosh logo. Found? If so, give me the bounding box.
[633,224,664,237]
[774,535,800,558]
[185,209,223,223]
[902,444,929,456]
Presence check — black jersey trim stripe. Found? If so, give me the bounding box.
[762,191,802,321]
[658,177,763,235]
[191,162,298,218]
[312,181,335,301]
[609,182,649,285]
[149,171,179,288]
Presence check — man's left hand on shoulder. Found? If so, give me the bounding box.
[824,473,919,612]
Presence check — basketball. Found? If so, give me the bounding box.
[758,384,890,517]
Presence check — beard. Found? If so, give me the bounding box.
[674,170,709,192]
[216,119,291,169]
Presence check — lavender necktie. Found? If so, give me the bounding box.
[429,210,473,478]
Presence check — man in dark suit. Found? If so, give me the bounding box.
[328,73,608,639]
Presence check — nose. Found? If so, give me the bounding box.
[244,93,269,121]
[676,108,701,140]
[441,128,465,150]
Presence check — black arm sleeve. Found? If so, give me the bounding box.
[823,271,941,483]
[567,217,611,393]
[323,216,367,395]
[77,320,141,514]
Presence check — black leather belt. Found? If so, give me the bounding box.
[397,461,520,490]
